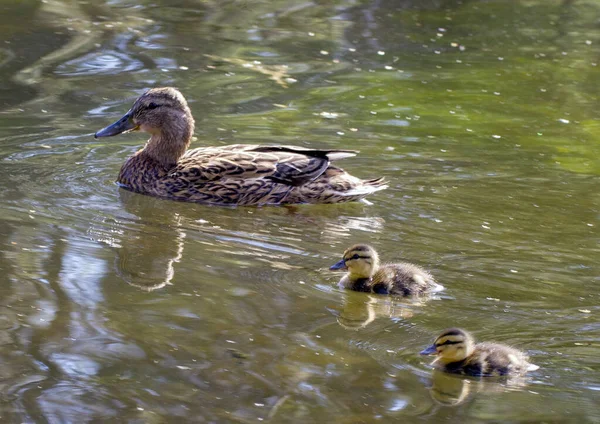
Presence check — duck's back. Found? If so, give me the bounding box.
[371,263,438,296]
[146,144,386,206]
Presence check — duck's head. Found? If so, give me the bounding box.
[95,87,193,138]
[329,244,380,279]
[420,328,475,364]
[95,87,195,165]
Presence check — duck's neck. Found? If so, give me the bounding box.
[142,112,194,169]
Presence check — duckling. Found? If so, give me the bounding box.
[94,87,387,206]
[420,328,539,377]
[329,244,442,295]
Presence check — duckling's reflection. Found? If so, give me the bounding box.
[428,370,473,406]
[426,369,532,406]
[335,292,417,330]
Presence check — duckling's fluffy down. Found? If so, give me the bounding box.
[442,342,539,377]
[370,263,442,296]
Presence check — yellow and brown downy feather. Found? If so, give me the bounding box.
[94,87,387,206]
[420,328,539,377]
[330,244,443,296]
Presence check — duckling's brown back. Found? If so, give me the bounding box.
[469,343,533,376]
[371,263,436,296]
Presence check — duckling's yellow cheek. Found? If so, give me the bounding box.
[348,262,369,276]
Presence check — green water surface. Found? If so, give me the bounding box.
[0,0,599,422]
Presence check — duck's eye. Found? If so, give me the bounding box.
[147,102,160,110]
[352,254,360,260]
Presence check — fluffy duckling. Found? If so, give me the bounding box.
[329,244,442,295]
[94,87,387,206]
[420,328,539,377]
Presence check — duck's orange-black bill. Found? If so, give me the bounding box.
[329,259,347,271]
[94,109,138,138]
[420,345,437,355]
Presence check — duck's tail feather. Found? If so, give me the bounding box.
[340,177,388,197]
[326,151,358,161]
[364,177,388,189]
[251,145,357,161]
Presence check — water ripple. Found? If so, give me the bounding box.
[55,50,145,76]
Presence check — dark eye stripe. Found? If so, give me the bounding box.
[436,340,463,347]
[345,255,371,261]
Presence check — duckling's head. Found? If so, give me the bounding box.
[420,328,475,364]
[95,87,195,166]
[329,244,380,279]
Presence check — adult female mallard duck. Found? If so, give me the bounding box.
[420,328,539,377]
[94,87,387,206]
[329,244,443,295]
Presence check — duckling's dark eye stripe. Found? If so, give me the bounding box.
[436,340,462,347]
[345,255,371,261]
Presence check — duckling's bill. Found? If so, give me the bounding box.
[329,259,347,271]
[420,345,437,355]
[95,109,139,138]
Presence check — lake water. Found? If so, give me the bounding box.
[0,0,599,422]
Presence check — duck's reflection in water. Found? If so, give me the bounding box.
[280,204,385,244]
[113,226,185,292]
[334,292,418,330]
[90,188,387,291]
[92,190,187,291]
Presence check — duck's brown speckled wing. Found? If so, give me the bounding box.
[118,144,385,205]
[171,144,356,186]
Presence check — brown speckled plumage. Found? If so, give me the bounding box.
[329,244,442,296]
[95,87,387,206]
[420,328,539,377]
